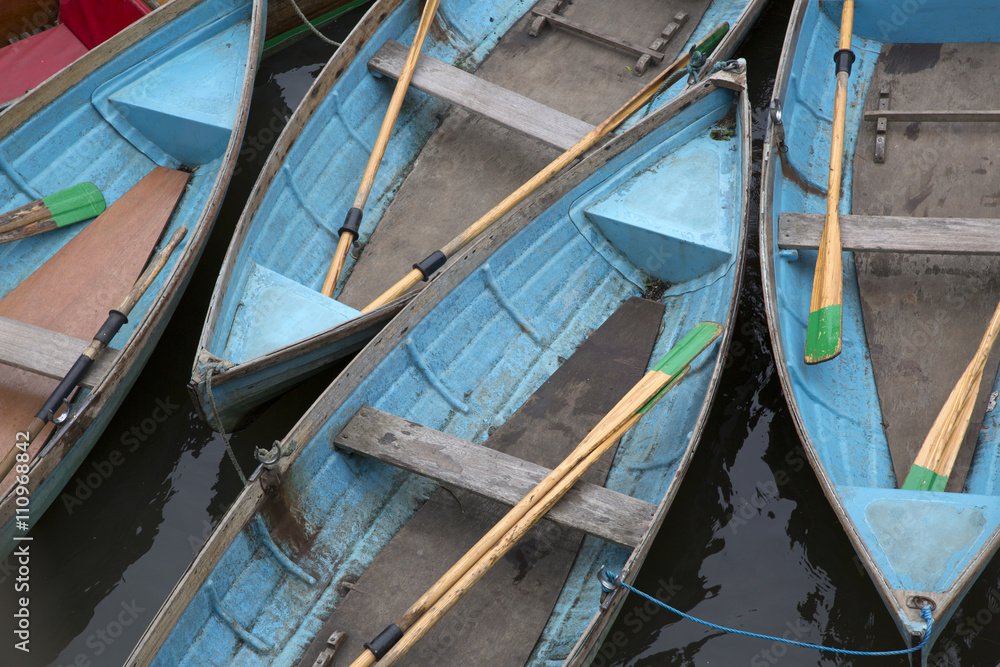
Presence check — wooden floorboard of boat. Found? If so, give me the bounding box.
[336,0,711,310]
[295,296,665,667]
[0,166,188,493]
[852,43,1000,491]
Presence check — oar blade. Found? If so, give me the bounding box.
[805,302,842,364]
[902,465,948,492]
[44,182,106,227]
[652,321,723,377]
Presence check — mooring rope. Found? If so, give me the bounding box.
[600,567,933,657]
[287,0,342,48]
[206,372,248,487]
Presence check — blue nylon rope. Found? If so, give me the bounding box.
[603,568,933,657]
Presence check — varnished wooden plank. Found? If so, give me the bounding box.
[0,166,188,496]
[0,316,118,387]
[778,212,1000,254]
[368,39,595,151]
[336,406,656,548]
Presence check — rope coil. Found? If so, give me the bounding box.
[600,566,933,657]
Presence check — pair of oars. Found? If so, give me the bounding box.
[322,18,731,308]
[805,0,855,364]
[0,226,188,483]
[0,182,106,245]
[347,321,723,666]
[904,299,1000,491]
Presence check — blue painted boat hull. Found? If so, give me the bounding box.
[760,1,1000,660]
[0,0,264,558]
[128,69,750,665]
[189,0,768,434]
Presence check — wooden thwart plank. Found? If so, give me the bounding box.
[334,405,657,548]
[368,39,595,151]
[0,316,118,388]
[779,212,1000,255]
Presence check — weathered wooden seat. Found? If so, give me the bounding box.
[335,405,657,548]
[368,39,595,151]
[778,212,1000,255]
[0,315,118,388]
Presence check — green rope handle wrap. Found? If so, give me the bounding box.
[638,322,723,416]
[43,182,106,227]
[902,465,948,492]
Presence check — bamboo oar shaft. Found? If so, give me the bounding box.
[360,24,731,314]
[321,0,442,297]
[346,372,676,667]
[805,0,854,364]
[348,322,721,666]
[906,296,1000,490]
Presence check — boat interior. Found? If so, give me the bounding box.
[207,0,749,366]
[768,0,1000,626]
[0,0,254,497]
[157,73,745,663]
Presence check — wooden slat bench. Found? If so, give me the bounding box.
[335,405,657,548]
[0,315,118,388]
[778,212,1000,255]
[368,39,596,151]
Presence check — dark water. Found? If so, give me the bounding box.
[3,2,1000,665]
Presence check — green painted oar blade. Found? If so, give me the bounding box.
[691,22,729,60]
[902,464,948,492]
[638,321,723,415]
[42,182,106,227]
[805,303,842,364]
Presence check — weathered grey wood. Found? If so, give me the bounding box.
[778,212,1000,255]
[300,297,665,667]
[529,8,664,61]
[368,40,595,151]
[852,42,1000,491]
[864,110,1000,123]
[0,316,119,387]
[336,405,656,548]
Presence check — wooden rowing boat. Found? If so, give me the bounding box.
[761,1,1000,661]
[127,64,750,665]
[0,0,263,557]
[189,0,767,433]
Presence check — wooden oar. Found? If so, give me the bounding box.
[360,24,731,314]
[320,0,442,297]
[0,226,188,483]
[348,321,723,667]
[0,182,105,244]
[903,298,1000,491]
[804,0,855,364]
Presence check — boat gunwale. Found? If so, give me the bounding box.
[0,0,265,533]
[195,0,406,381]
[565,71,751,666]
[127,71,745,666]
[758,0,1000,652]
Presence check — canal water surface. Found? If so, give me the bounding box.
[3,1,1000,665]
